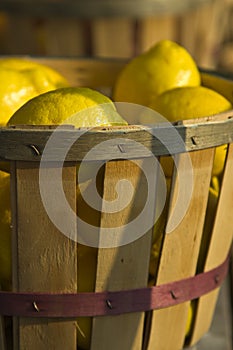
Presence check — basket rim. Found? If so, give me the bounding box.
[0,111,233,161]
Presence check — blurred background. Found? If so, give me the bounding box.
[0,0,232,72]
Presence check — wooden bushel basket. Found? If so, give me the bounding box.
[0,58,232,350]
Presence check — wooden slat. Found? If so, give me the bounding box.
[41,19,87,56]
[147,147,215,349]
[189,142,233,346]
[91,18,135,58]
[177,8,201,63]
[0,1,226,66]
[11,161,77,350]
[90,159,155,350]
[29,56,125,88]
[178,1,227,68]
[3,16,39,55]
[1,113,233,162]
[137,15,179,53]
[0,313,6,350]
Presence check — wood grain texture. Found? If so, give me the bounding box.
[10,162,77,350]
[91,18,135,58]
[1,112,233,162]
[137,15,179,53]
[147,147,215,350]
[42,18,87,56]
[189,142,233,346]
[90,159,155,350]
[27,57,126,88]
[179,0,227,68]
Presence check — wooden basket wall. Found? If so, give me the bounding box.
[0,58,232,350]
[0,0,230,69]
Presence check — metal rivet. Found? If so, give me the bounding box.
[191,136,198,146]
[170,290,178,300]
[214,275,220,284]
[118,144,126,153]
[32,301,40,312]
[28,144,41,156]
[106,299,113,309]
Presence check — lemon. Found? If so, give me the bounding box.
[148,86,232,176]
[201,71,233,104]
[0,58,69,126]
[76,244,98,349]
[213,144,228,176]
[149,178,171,280]
[113,40,201,106]
[185,301,195,337]
[197,176,219,273]
[7,86,127,127]
[0,170,11,291]
[149,86,232,122]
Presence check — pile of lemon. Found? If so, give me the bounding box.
[113,39,232,252]
[113,39,233,338]
[0,40,232,348]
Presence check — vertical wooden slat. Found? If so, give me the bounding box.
[91,18,135,58]
[178,1,227,68]
[147,148,215,350]
[177,8,200,62]
[3,16,39,55]
[90,159,156,350]
[11,161,77,350]
[41,19,87,56]
[190,142,233,346]
[0,312,6,350]
[137,15,179,53]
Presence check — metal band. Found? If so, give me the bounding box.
[0,253,230,318]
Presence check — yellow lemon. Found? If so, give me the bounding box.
[7,86,127,127]
[76,244,98,349]
[113,40,201,106]
[197,176,219,273]
[0,170,11,290]
[185,301,196,337]
[201,71,233,104]
[0,57,69,126]
[149,178,171,280]
[148,86,232,122]
[148,86,232,176]
[149,233,163,279]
